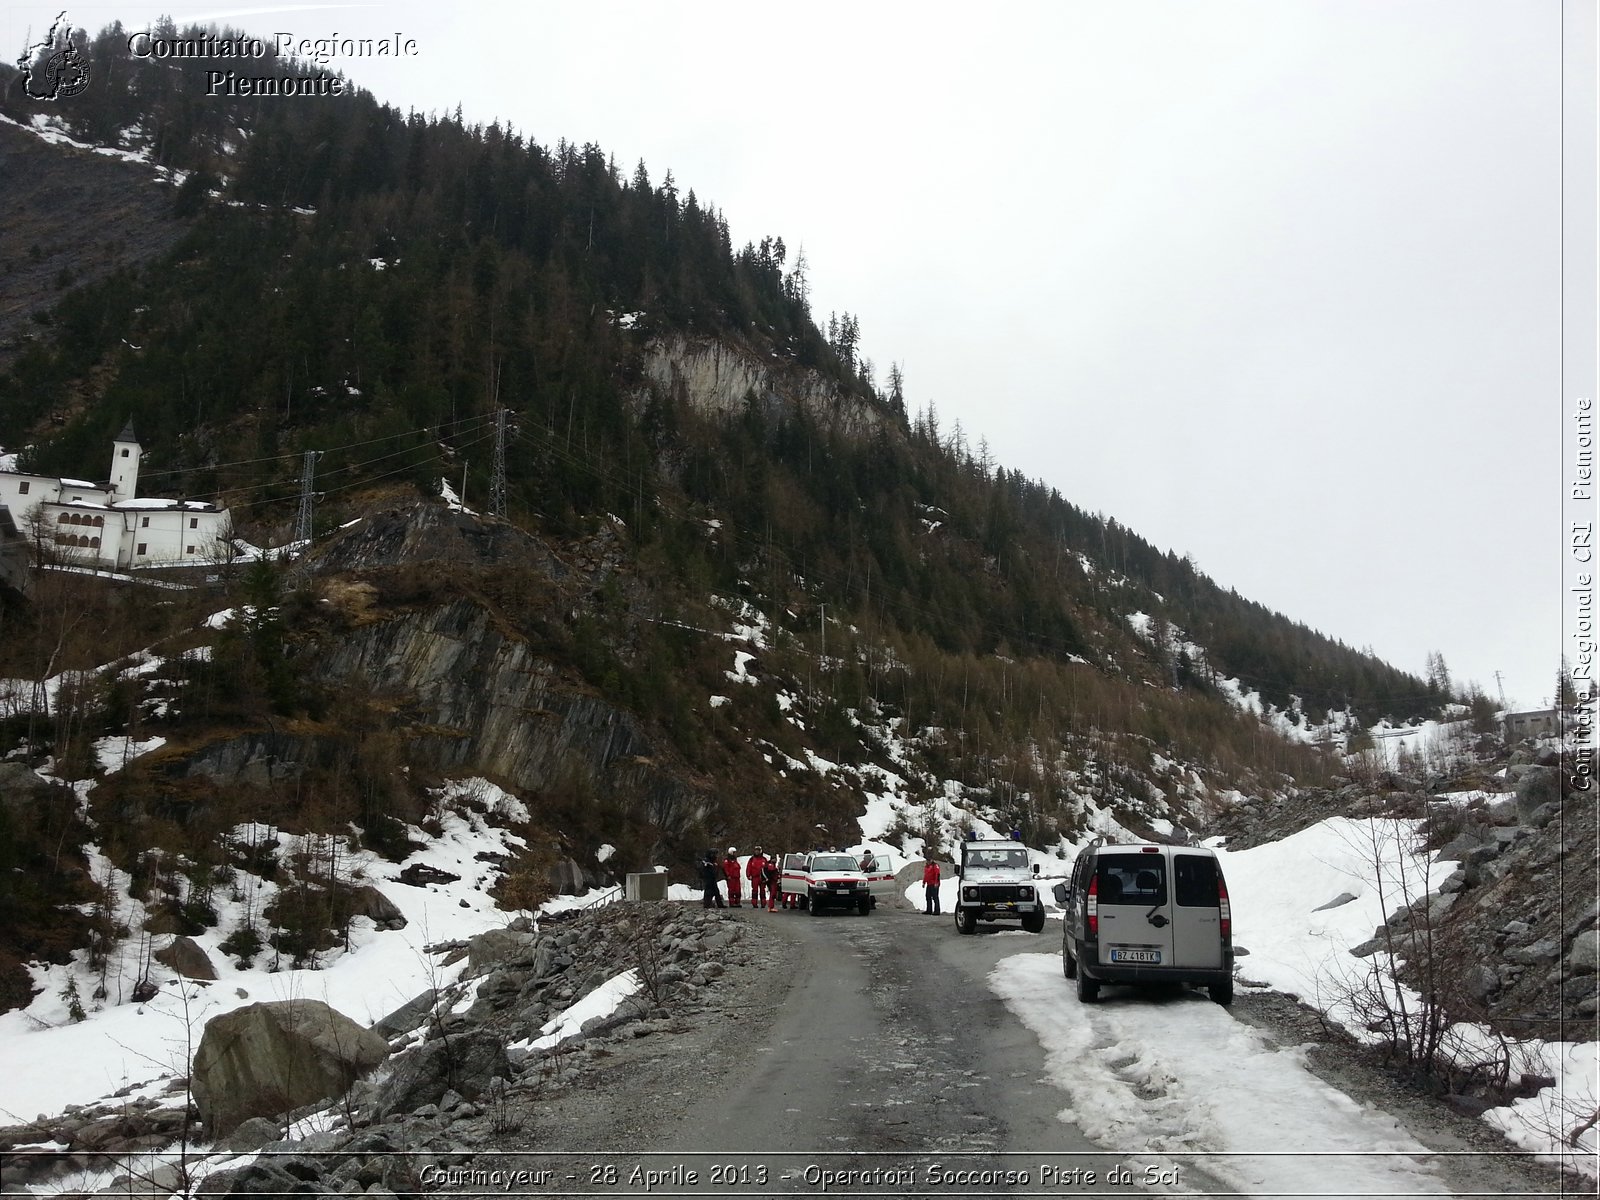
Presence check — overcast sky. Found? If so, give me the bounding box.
[7,1,1593,714]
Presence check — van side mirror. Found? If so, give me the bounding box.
[954,866,962,879]
[1032,863,1040,875]
[1051,882,1068,904]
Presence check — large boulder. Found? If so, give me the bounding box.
[1513,766,1560,821]
[0,762,72,821]
[346,885,407,931]
[154,935,217,981]
[466,928,540,977]
[191,1000,388,1137]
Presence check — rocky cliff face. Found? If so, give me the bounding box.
[639,334,890,439]
[310,598,708,839]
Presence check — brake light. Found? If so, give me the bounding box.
[1218,875,1231,939]
[1086,874,1098,938]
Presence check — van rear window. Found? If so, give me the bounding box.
[1173,854,1219,907]
[1097,854,1166,905]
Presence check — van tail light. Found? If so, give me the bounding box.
[1218,876,1231,940]
[1086,874,1099,938]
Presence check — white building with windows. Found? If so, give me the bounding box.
[0,423,232,569]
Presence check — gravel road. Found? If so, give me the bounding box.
[468,898,1568,1200]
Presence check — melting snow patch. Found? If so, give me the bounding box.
[991,953,1450,1196]
[440,478,476,515]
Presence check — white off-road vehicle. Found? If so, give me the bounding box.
[780,851,897,915]
[953,835,1045,933]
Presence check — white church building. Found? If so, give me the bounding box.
[0,423,232,569]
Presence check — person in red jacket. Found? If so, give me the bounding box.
[722,847,742,907]
[745,847,770,909]
[923,859,942,915]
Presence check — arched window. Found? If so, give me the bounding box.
[90,536,100,549]
[56,512,68,524]
[92,514,104,527]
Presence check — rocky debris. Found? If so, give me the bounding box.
[369,988,438,1041]
[191,1000,389,1137]
[369,1028,509,1119]
[154,935,218,981]
[184,902,759,1195]
[0,1094,195,1190]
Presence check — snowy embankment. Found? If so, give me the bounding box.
[0,767,683,1129]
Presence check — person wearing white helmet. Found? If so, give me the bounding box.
[721,847,742,907]
[746,846,770,909]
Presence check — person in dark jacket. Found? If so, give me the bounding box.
[701,851,726,908]
[762,853,781,911]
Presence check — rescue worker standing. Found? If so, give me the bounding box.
[762,853,781,911]
[923,858,942,914]
[701,851,726,908]
[722,847,743,907]
[746,847,770,909]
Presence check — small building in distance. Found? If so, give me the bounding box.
[0,423,231,570]
[1502,708,1559,741]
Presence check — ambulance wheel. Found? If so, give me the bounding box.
[857,897,870,915]
[1210,980,1233,1007]
[955,908,976,935]
[1063,947,1077,979]
[1022,911,1045,933]
[809,896,823,916]
[1077,970,1099,1003]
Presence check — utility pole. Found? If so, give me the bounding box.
[819,603,826,670]
[490,408,508,520]
[294,449,320,546]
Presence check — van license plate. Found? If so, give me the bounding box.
[1111,949,1161,964]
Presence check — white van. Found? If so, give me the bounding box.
[1053,841,1234,1005]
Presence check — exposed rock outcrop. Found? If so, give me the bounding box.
[310,599,709,840]
[639,334,889,440]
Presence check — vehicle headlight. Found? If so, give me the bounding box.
[1019,886,1033,901]
[963,887,977,901]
